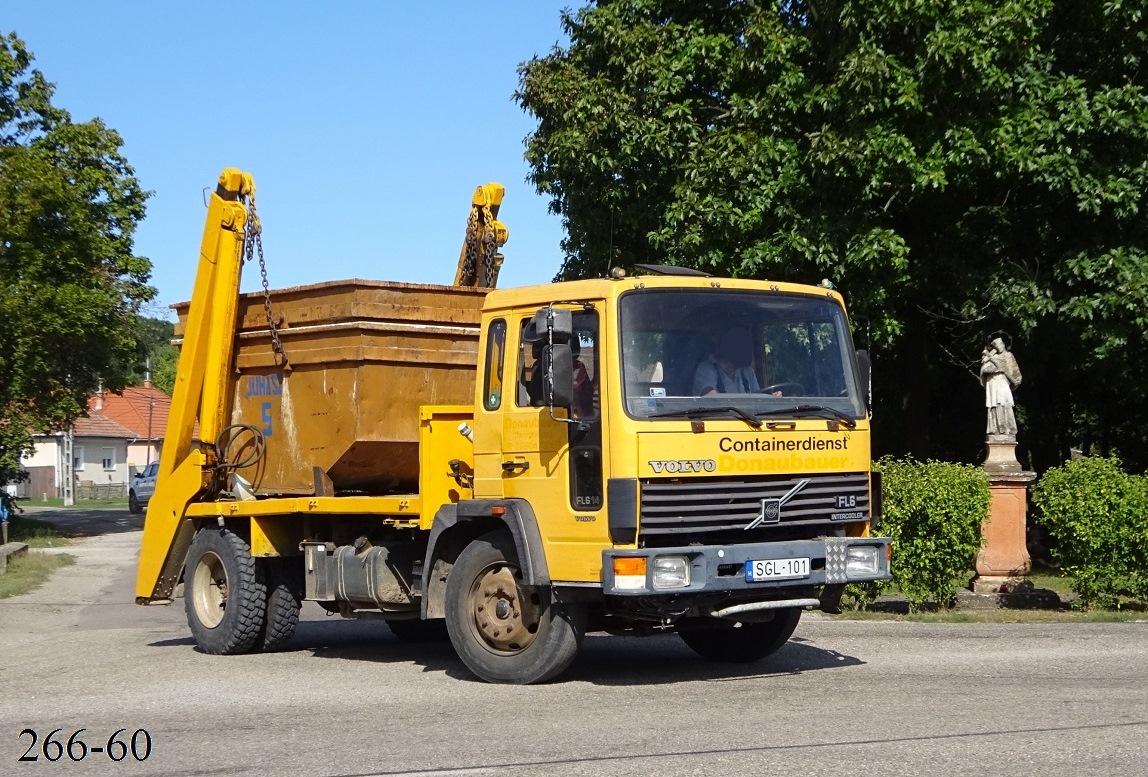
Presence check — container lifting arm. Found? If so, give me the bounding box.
[454,183,509,288]
[135,168,254,603]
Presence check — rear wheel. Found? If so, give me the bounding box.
[445,531,585,684]
[184,527,267,654]
[678,608,802,663]
[256,557,302,652]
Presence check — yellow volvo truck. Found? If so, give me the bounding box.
[135,169,891,684]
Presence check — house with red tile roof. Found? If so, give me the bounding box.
[94,383,171,470]
[16,382,172,500]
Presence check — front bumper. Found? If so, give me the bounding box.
[601,536,892,597]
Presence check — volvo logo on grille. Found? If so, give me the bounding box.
[648,459,717,474]
[744,478,812,530]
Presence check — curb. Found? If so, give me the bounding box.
[0,541,30,575]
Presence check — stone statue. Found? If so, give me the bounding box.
[980,336,1022,439]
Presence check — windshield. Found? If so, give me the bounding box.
[619,289,865,421]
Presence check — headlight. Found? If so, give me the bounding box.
[845,545,880,577]
[652,555,690,589]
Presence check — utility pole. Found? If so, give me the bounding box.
[146,357,155,466]
[62,427,75,507]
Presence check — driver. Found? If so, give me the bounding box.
[693,327,761,395]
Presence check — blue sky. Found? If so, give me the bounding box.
[4,2,576,318]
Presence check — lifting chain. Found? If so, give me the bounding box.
[459,201,503,288]
[243,194,290,371]
[458,208,480,287]
[479,202,501,288]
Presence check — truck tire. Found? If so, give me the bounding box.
[256,557,302,652]
[184,527,267,655]
[128,490,142,514]
[385,618,450,643]
[445,531,585,684]
[677,608,802,663]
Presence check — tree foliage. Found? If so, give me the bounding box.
[130,316,178,396]
[0,31,154,475]
[518,1,1148,468]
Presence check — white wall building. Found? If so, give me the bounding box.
[18,417,134,500]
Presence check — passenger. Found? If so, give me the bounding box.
[525,339,547,405]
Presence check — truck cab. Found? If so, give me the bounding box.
[469,273,887,618]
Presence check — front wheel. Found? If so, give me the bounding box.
[128,491,142,514]
[678,608,801,663]
[184,527,267,654]
[445,531,585,684]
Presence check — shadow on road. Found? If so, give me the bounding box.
[18,506,142,537]
[146,617,464,674]
[562,633,863,686]
[162,615,864,685]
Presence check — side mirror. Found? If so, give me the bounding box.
[856,349,872,412]
[544,343,575,408]
[531,307,573,343]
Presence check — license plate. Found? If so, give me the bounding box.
[745,557,811,582]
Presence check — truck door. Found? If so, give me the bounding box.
[499,306,607,583]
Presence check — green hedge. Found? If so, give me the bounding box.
[1031,457,1148,609]
[850,457,990,611]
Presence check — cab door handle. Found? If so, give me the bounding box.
[502,459,530,473]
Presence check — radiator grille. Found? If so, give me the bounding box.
[639,472,869,542]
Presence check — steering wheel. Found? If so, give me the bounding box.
[760,382,805,396]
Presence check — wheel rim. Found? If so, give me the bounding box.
[191,550,228,629]
[467,561,542,655]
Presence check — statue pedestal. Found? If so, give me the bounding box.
[971,441,1036,593]
[983,437,1022,474]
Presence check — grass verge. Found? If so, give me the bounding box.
[834,565,1147,622]
[0,551,76,599]
[828,608,1146,623]
[4,515,70,548]
[1026,572,1076,598]
[18,497,128,509]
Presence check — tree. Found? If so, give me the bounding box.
[130,315,178,396]
[0,31,154,477]
[518,1,1148,469]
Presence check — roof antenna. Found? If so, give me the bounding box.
[605,208,614,278]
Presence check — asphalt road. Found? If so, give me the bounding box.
[1,508,1145,776]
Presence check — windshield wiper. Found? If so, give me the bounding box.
[758,404,858,429]
[649,405,763,429]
